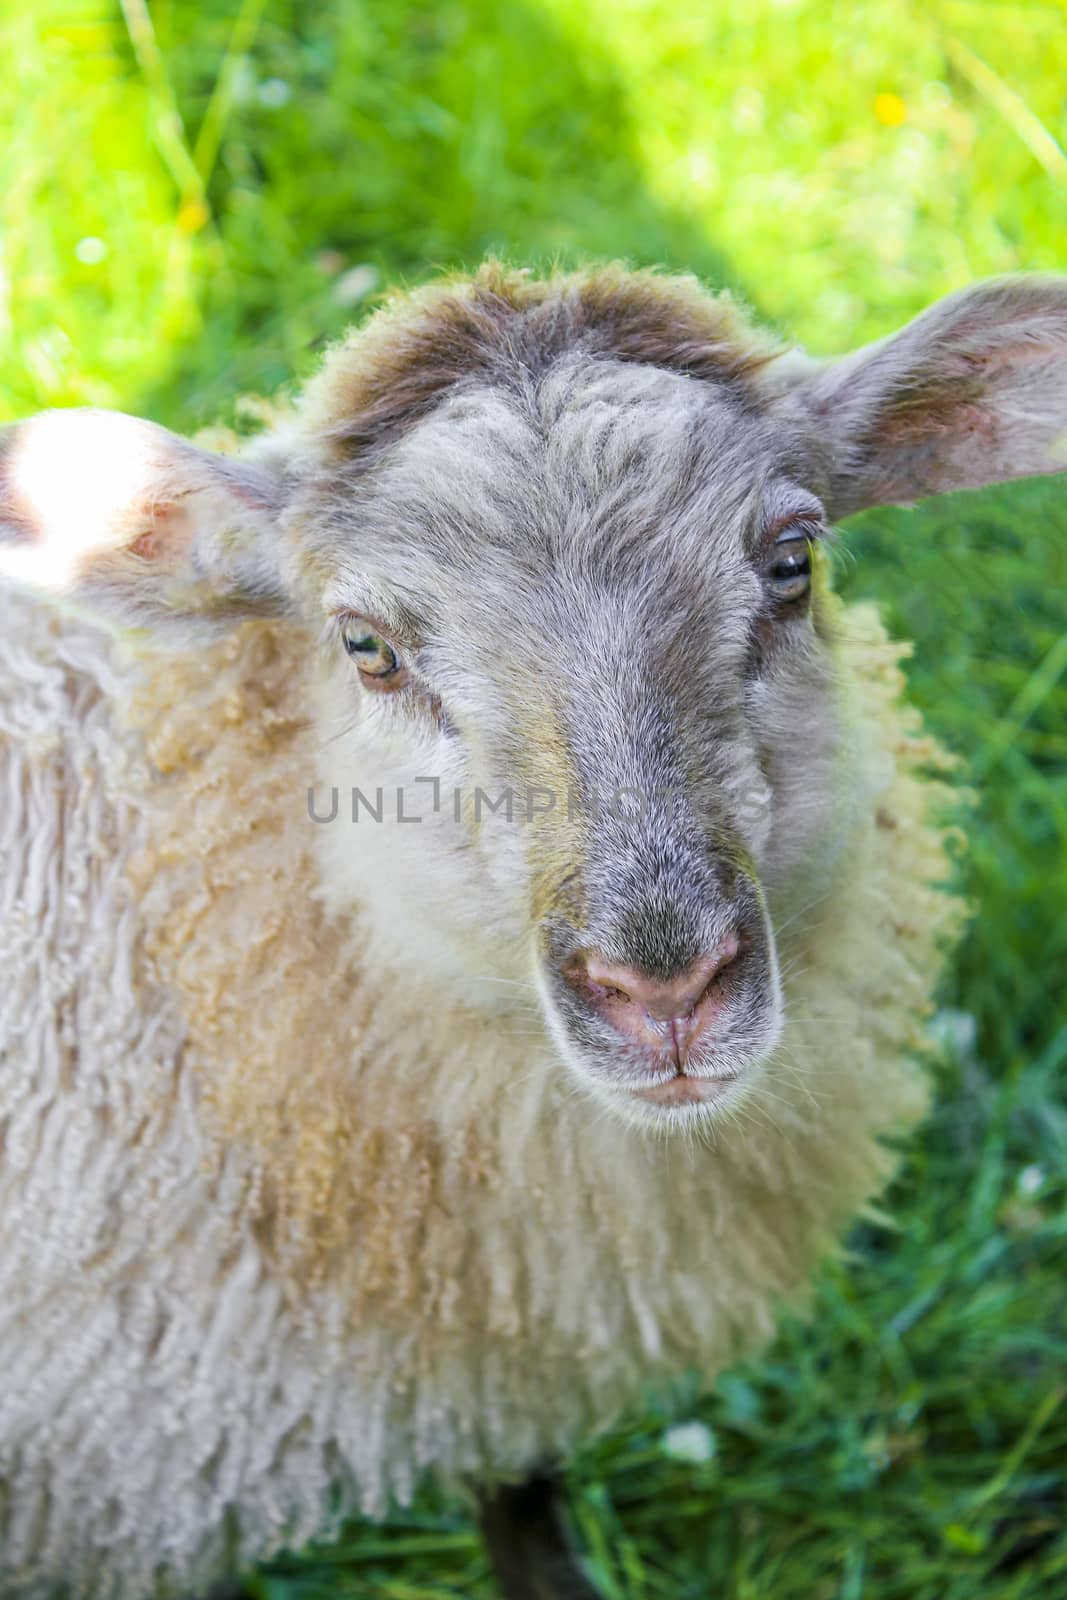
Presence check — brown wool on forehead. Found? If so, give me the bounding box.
[299,260,785,463]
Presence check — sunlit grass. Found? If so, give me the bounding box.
[4,0,1067,419]
[2,2,1065,1595]
[536,0,1067,346]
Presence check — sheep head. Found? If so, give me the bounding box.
[2,264,1065,1130]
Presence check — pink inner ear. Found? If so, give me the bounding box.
[125,500,197,566]
[130,529,163,560]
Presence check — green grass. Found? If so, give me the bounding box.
[2,2,1065,1595]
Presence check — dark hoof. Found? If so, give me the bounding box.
[478,1472,602,1600]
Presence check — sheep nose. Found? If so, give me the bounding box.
[568,937,741,1060]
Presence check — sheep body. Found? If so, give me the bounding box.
[0,578,960,1595]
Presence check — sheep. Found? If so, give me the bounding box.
[0,261,1065,1600]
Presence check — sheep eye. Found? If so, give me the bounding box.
[339,616,405,682]
[767,532,812,603]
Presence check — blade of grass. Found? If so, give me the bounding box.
[943,36,1067,182]
[192,0,269,185]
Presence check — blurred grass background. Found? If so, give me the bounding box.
[2,1,1065,1595]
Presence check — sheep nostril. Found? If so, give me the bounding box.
[568,936,742,1034]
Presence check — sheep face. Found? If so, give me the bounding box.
[3,265,1066,1128]
[305,354,837,1128]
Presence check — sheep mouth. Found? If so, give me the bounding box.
[536,968,781,1130]
[631,1071,741,1110]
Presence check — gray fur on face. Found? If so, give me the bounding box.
[303,353,835,1120]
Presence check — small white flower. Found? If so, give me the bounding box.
[662,1420,716,1465]
[333,264,379,307]
[75,237,107,265]
[927,1008,977,1058]
[257,78,291,109]
[1017,1165,1045,1198]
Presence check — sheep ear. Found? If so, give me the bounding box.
[770,277,1067,518]
[0,408,291,629]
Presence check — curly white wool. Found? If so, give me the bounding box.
[0,581,960,1596]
